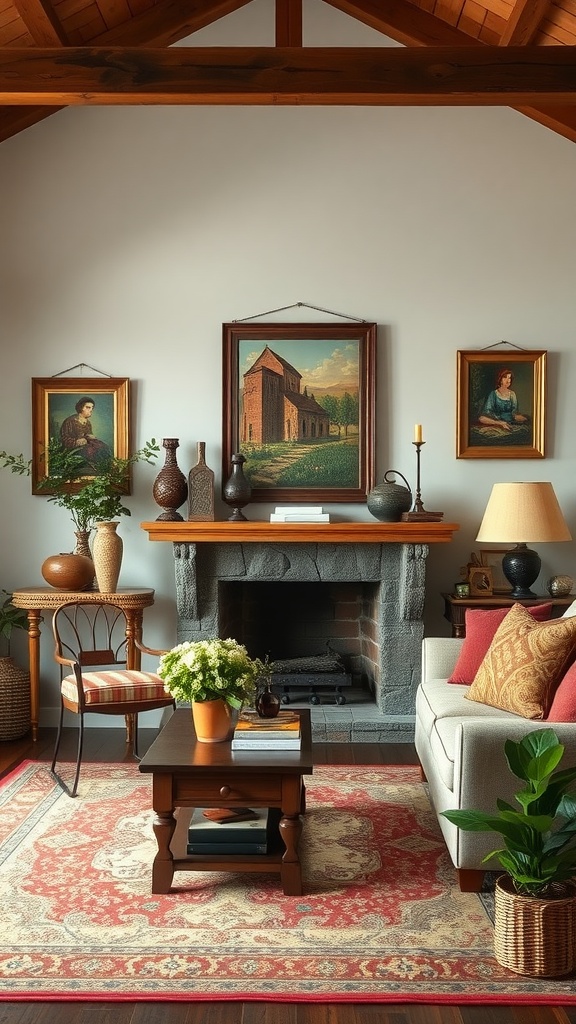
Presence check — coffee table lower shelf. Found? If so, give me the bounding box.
[158,805,303,893]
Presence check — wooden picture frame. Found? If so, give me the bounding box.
[479,548,513,593]
[222,322,376,503]
[468,565,494,597]
[31,377,130,494]
[456,350,546,459]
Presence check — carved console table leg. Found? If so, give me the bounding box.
[279,813,303,896]
[152,811,176,893]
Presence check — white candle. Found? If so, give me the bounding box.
[414,424,423,443]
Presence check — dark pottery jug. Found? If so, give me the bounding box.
[223,453,251,522]
[367,470,413,522]
[152,438,188,522]
[255,681,281,718]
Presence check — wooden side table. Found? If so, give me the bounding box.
[442,592,575,638]
[11,587,155,741]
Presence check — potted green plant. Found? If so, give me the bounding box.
[442,728,576,977]
[158,638,263,743]
[0,591,31,741]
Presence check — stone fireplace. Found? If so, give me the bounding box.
[172,539,427,736]
[141,520,458,741]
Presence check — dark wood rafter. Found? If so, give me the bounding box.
[276,0,303,46]
[322,1,576,145]
[499,0,551,45]
[10,0,68,46]
[1,46,576,106]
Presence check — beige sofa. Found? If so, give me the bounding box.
[415,613,576,892]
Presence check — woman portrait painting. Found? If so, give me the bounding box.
[468,365,533,448]
[59,397,112,471]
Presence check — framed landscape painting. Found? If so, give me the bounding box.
[456,350,546,459]
[31,377,129,494]
[222,322,377,503]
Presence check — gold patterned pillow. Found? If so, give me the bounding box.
[467,603,576,719]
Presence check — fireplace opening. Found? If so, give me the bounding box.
[218,581,380,700]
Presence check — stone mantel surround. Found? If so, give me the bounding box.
[141,521,458,741]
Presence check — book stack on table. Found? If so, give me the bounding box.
[231,710,302,750]
[187,806,272,855]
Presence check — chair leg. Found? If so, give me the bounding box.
[457,869,485,892]
[133,713,139,758]
[69,713,85,798]
[50,701,65,775]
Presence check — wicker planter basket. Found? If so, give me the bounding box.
[494,873,576,977]
[0,656,31,741]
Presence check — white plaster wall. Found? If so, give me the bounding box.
[1,0,576,724]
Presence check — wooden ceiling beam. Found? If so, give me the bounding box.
[499,0,550,45]
[276,0,303,46]
[97,0,255,47]
[10,0,68,46]
[1,46,575,106]
[321,0,478,47]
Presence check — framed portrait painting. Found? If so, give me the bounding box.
[456,350,546,459]
[31,377,129,494]
[222,322,377,503]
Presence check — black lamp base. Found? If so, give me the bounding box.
[502,544,541,599]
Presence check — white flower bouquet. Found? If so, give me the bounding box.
[158,637,262,709]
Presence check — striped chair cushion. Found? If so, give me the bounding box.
[61,670,171,706]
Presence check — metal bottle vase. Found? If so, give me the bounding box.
[152,438,188,522]
[92,521,123,593]
[223,453,251,522]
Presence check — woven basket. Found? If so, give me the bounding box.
[494,873,576,977]
[0,656,31,741]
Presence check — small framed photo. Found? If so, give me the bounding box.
[31,377,129,494]
[468,565,494,597]
[456,350,546,459]
[222,322,376,503]
[479,548,512,593]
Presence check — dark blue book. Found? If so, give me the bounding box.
[186,840,268,855]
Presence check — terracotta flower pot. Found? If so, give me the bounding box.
[191,698,234,743]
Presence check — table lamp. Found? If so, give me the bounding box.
[475,482,572,599]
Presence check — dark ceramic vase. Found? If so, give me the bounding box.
[223,453,251,522]
[367,470,413,522]
[255,681,281,718]
[153,438,188,522]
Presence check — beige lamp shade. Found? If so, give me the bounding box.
[476,482,572,544]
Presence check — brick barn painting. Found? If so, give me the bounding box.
[222,323,376,504]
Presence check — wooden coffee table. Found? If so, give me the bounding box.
[138,707,313,896]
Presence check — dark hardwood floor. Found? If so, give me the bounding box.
[1,727,576,1024]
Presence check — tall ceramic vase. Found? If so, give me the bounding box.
[93,521,123,593]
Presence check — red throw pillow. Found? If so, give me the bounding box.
[448,603,553,684]
[547,660,576,721]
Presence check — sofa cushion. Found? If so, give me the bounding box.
[467,603,576,719]
[447,603,552,684]
[547,661,576,722]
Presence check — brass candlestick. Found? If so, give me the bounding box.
[401,441,444,522]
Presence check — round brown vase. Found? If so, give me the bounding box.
[92,521,123,593]
[153,438,188,522]
[41,553,95,591]
[191,698,233,743]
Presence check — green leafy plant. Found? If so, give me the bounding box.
[158,638,264,709]
[0,437,159,533]
[0,591,28,656]
[442,728,576,897]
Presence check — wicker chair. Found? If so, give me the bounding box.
[50,600,175,797]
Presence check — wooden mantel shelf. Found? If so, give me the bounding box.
[140,521,459,544]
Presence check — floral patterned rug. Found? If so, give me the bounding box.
[1,761,575,1003]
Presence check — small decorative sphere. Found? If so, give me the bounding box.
[547,574,574,598]
[41,553,94,591]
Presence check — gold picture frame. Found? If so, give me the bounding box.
[31,377,130,494]
[456,350,546,459]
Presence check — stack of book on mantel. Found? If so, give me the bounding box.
[231,710,302,750]
[269,506,330,523]
[187,806,272,855]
